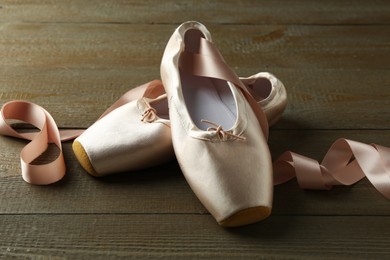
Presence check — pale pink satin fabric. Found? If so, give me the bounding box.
[273,139,390,199]
[0,101,82,184]
[180,37,270,139]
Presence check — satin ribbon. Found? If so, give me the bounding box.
[179,37,270,139]
[0,101,82,184]
[273,139,390,199]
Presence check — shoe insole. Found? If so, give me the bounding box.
[250,77,272,101]
[180,69,237,131]
[151,98,169,120]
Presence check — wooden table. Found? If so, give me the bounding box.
[1,1,389,258]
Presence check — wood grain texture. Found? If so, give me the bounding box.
[1,24,389,70]
[0,24,389,129]
[1,130,388,216]
[0,0,389,25]
[0,1,389,258]
[0,215,389,259]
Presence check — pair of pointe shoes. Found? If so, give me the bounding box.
[73,21,287,227]
[73,74,286,176]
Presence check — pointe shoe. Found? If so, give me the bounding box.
[160,21,273,226]
[73,81,172,176]
[73,94,172,176]
[73,72,286,177]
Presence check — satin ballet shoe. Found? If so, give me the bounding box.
[160,21,273,227]
[241,72,287,126]
[73,89,172,176]
[73,72,286,177]
[72,80,172,176]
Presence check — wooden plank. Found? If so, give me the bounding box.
[0,24,389,129]
[1,24,389,70]
[1,67,388,130]
[0,1,387,259]
[0,214,389,258]
[0,0,389,25]
[0,130,388,216]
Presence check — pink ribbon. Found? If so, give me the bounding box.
[0,100,82,184]
[273,139,390,199]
